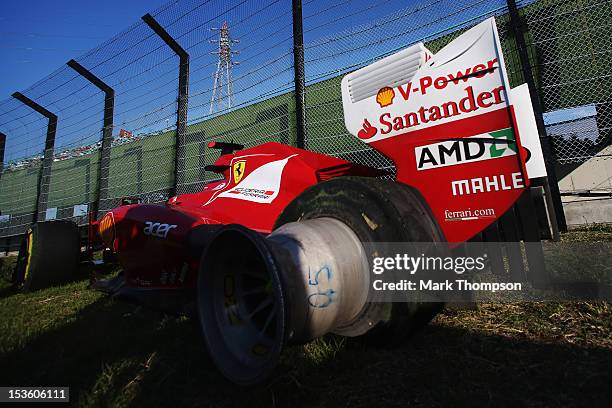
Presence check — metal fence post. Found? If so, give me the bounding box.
[0,132,5,236]
[292,0,306,149]
[0,132,4,235]
[67,59,114,219]
[506,0,567,235]
[142,13,189,197]
[11,92,57,223]
[0,132,5,180]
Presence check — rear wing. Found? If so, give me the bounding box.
[341,18,546,242]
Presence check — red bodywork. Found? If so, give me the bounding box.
[96,108,530,292]
[96,142,381,290]
[94,18,535,295]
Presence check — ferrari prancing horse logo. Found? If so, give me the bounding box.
[233,161,246,183]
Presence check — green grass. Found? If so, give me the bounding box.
[563,224,612,242]
[0,232,611,407]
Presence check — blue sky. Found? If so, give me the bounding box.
[0,0,168,97]
[0,0,546,163]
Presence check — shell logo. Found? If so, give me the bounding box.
[376,86,395,108]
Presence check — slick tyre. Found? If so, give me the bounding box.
[13,221,81,292]
[274,176,445,344]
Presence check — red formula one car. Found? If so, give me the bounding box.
[12,19,546,384]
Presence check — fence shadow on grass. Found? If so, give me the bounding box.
[0,284,18,300]
[0,296,610,407]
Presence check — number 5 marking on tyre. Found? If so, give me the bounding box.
[307,266,335,308]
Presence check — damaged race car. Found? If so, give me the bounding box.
[11,18,547,385]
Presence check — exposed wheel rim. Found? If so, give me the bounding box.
[197,226,286,385]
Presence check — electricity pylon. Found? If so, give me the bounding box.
[209,21,239,114]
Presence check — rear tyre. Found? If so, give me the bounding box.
[274,176,445,344]
[12,221,81,292]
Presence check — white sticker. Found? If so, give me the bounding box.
[45,208,57,220]
[342,18,512,143]
[215,155,297,204]
[73,204,88,217]
[511,84,547,179]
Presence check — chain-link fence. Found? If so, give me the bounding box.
[521,0,612,194]
[301,0,515,175]
[0,0,610,241]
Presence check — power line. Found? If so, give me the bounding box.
[0,46,89,52]
[0,31,106,40]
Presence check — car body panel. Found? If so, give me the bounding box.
[100,142,381,289]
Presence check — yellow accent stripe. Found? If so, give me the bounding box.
[24,231,33,282]
[99,213,115,246]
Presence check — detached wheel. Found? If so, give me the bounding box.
[13,221,81,292]
[275,176,445,343]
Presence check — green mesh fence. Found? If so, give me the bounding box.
[0,163,40,236]
[178,91,295,194]
[1,0,611,239]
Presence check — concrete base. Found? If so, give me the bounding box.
[562,195,612,227]
[558,144,611,227]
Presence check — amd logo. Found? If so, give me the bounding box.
[415,129,516,171]
[143,221,177,239]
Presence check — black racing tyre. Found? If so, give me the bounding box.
[274,176,445,344]
[12,221,81,292]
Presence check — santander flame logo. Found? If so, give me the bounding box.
[357,119,377,140]
[376,86,395,107]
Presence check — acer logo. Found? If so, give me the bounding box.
[415,128,516,171]
[143,221,177,238]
